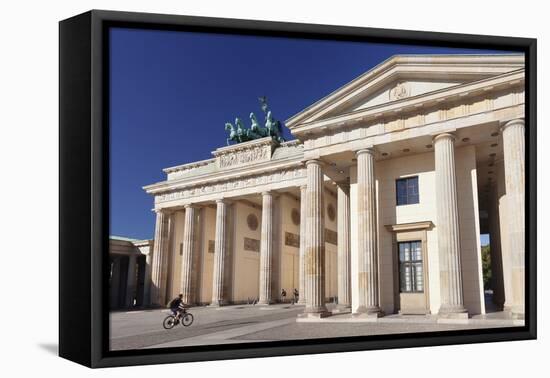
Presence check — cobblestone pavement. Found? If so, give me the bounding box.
[110,303,521,350]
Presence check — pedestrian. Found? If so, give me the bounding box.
[293,288,299,304]
[281,288,287,303]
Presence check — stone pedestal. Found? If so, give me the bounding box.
[333,182,351,314]
[150,210,171,306]
[354,149,382,316]
[501,119,525,318]
[298,185,307,305]
[258,192,274,305]
[299,160,330,318]
[433,133,468,318]
[180,205,197,305]
[211,199,228,306]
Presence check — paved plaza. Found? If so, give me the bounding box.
[110,303,524,350]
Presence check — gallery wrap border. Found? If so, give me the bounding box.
[58,9,536,368]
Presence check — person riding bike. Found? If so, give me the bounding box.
[168,294,185,318]
[163,293,194,329]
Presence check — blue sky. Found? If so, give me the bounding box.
[110,27,502,244]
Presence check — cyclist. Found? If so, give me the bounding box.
[168,294,185,318]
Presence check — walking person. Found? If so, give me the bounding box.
[281,288,287,303]
[293,288,299,304]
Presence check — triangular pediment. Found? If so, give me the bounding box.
[286,54,524,128]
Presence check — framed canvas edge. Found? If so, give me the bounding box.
[58,9,537,369]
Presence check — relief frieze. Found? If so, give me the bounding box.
[155,167,306,203]
[244,237,261,252]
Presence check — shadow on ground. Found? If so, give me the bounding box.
[38,343,58,355]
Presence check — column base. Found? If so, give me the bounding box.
[353,305,384,317]
[297,299,306,305]
[297,310,331,319]
[438,304,468,317]
[332,304,352,314]
[511,305,525,320]
[437,306,469,324]
[352,310,383,321]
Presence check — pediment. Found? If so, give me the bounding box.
[286,54,524,128]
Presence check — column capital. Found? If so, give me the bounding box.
[355,148,375,157]
[215,198,231,205]
[184,204,199,210]
[433,132,456,143]
[305,159,325,167]
[300,184,307,191]
[153,208,173,215]
[500,118,525,132]
[261,190,273,197]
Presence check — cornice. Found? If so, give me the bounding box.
[291,69,524,137]
[385,221,434,232]
[144,153,305,195]
[286,54,524,128]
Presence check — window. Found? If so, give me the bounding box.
[396,176,419,205]
[398,241,424,293]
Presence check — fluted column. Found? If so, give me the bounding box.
[496,159,513,310]
[434,133,467,317]
[150,210,171,306]
[258,192,274,304]
[180,205,197,305]
[489,181,505,310]
[334,182,351,313]
[211,199,228,306]
[501,119,525,318]
[299,160,329,318]
[354,149,382,316]
[298,185,307,304]
[143,246,153,306]
[125,254,137,308]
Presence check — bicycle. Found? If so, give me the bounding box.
[163,306,194,329]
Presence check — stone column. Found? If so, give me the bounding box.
[150,210,171,306]
[489,181,505,310]
[143,243,153,306]
[180,205,198,305]
[125,254,137,308]
[333,182,351,313]
[354,149,382,317]
[298,185,307,305]
[434,133,468,318]
[496,159,513,311]
[258,192,274,304]
[211,199,228,306]
[299,160,330,318]
[109,257,121,309]
[501,119,525,318]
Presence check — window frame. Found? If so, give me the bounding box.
[395,176,420,206]
[397,240,424,293]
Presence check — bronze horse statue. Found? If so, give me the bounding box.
[224,97,286,145]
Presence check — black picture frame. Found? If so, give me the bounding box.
[59,9,537,368]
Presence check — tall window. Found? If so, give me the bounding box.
[398,241,424,293]
[396,176,419,205]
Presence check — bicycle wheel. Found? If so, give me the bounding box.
[182,313,194,327]
[163,315,176,329]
